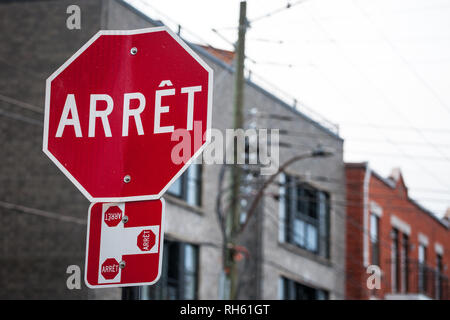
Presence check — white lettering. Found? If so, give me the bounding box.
[154,84,175,134]
[56,94,82,137]
[89,94,113,137]
[181,85,202,130]
[122,92,145,136]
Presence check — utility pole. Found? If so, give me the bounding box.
[227,0,247,300]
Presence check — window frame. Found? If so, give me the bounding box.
[391,228,401,292]
[144,240,199,300]
[167,163,202,207]
[418,243,427,294]
[370,213,380,266]
[280,276,329,300]
[281,174,330,258]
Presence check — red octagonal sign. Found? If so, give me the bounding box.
[104,206,122,227]
[43,27,213,202]
[101,258,120,280]
[137,230,156,252]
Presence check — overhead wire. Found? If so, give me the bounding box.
[302,6,450,190]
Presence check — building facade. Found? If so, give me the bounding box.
[345,163,450,300]
[0,0,346,299]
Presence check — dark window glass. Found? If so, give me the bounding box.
[167,164,202,206]
[436,254,443,299]
[418,243,427,293]
[391,228,400,292]
[370,214,380,266]
[282,175,330,258]
[402,234,409,292]
[281,277,328,300]
[143,240,199,300]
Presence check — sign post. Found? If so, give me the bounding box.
[43,27,213,291]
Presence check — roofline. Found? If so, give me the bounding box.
[345,162,368,169]
[116,0,343,142]
[345,161,449,229]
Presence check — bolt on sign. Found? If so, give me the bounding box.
[42,27,213,289]
[85,200,165,288]
[43,27,213,203]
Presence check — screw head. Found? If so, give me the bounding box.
[130,47,137,55]
[122,215,129,224]
[123,175,131,183]
[119,261,126,269]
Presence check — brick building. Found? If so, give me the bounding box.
[345,162,450,299]
[0,0,346,299]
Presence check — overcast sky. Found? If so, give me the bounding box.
[128,0,450,218]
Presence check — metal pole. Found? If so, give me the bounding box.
[227,0,247,300]
[122,286,140,300]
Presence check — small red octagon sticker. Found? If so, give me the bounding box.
[137,230,156,252]
[103,206,122,227]
[101,258,120,280]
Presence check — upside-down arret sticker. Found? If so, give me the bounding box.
[84,199,165,288]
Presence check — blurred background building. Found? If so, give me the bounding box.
[346,163,449,300]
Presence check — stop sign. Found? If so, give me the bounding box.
[137,230,156,252]
[104,206,122,227]
[43,27,213,202]
[101,258,120,280]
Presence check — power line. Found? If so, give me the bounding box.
[0,93,43,114]
[0,108,42,126]
[279,128,450,148]
[351,0,450,118]
[249,0,309,23]
[0,200,86,225]
[247,37,284,44]
[341,122,450,134]
[262,189,449,255]
[279,139,450,163]
[304,7,450,190]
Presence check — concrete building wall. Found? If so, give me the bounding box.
[250,90,346,299]
[0,0,346,299]
[0,0,118,300]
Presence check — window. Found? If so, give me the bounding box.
[280,174,330,258]
[370,213,380,266]
[436,254,443,299]
[418,243,427,293]
[402,234,409,292]
[167,163,202,206]
[391,228,400,292]
[142,240,199,300]
[280,277,329,300]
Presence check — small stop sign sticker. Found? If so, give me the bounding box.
[101,258,120,280]
[137,230,156,251]
[104,206,123,227]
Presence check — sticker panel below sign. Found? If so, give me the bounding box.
[84,199,165,288]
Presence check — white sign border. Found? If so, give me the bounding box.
[43,26,213,203]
